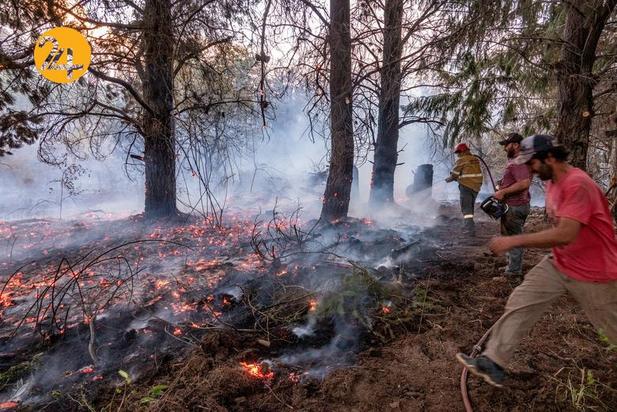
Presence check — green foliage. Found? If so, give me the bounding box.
[411,285,433,311]
[315,268,397,325]
[403,0,572,148]
[118,369,131,385]
[0,352,42,391]
[597,329,617,352]
[562,369,610,411]
[549,366,617,411]
[140,384,168,405]
[0,362,33,390]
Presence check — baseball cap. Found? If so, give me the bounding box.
[513,134,557,165]
[498,133,523,146]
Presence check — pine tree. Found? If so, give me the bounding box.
[320,0,354,222]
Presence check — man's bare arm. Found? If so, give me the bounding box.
[489,217,581,255]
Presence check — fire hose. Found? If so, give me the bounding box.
[473,154,498,191]
[458,155,499,411]
[459,325,494,412]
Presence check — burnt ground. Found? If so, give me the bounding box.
[1,207,616,411]
[91,210,617,412]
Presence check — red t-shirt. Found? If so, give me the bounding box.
[500,160,531,206]
[545,168,617,282]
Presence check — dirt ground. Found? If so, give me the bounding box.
[91,210,617,412]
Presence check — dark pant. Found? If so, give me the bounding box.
[500,204,530,274]
[459,184,478,233]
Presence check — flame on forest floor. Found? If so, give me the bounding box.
[381,301,393,314]
[239,361,274,380]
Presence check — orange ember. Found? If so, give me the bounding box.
[308,299,318,312]
[173,327,182,336]
[0,401,18,410]
[239,361,274,380]
[382,305,392,314]
[155,279,170,289]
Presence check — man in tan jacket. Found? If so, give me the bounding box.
[446,143,483,235]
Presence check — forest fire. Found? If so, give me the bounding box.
[3,0,617,408]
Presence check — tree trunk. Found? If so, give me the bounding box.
[555,0,617,170]
[142,0,177,218]
[320,0,354,222]
[369,0,403,206]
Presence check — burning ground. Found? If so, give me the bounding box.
[1,207,616,411]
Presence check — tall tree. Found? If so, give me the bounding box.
[320,0,354,222]
[142,0,176,217]
[555,0,617,169]
[349,0,445,208]
[0,0,257,219]
[368,0,403,206]
[403,1,617,174]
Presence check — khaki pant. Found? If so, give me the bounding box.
[484,256,617,367]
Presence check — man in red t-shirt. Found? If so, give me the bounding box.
[456,134,617,387]
[494,133,531,275]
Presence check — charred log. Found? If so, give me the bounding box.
[406,164,433,199]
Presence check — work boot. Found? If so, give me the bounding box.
[464,219,475,236]
[456,353,505,388]
[498,265,521,277]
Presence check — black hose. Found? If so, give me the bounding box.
[473,155,498,191]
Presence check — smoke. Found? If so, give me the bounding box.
[223,91,454,225]
[0,144,143,221]
[0,87,465,226]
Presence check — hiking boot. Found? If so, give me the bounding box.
[463,219,475,237]
[456,353,505,388]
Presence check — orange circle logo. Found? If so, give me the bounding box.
[34,27,91,84]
